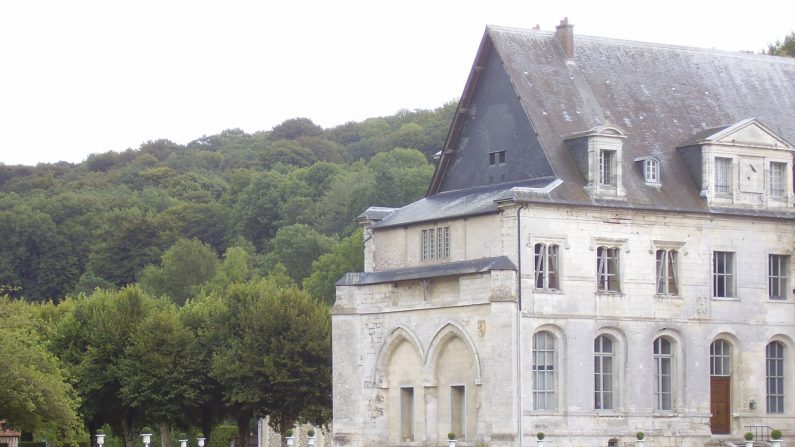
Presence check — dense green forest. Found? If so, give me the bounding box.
[0,102,455,304]
[0,102,455,446]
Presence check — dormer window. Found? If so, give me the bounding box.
[645,159,660,183]
[565,125,627,199]
[714,157,732,196]
[769,162,787,199]
[599,150,616,186]
[635,156,661,184]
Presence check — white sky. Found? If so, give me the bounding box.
[0,0,792,166]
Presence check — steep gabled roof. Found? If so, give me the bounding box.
[428,25,795,215]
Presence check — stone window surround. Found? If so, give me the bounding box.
[592,237,627,295]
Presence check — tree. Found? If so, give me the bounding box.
[210,280,331,443]
[51,286,159,447]
[267,224,335,283]
[367,147,434,207]
[139,238,220,305]
[269,118,323,141]
[766,32,795,57]
[0,297,80,434]
[303,229,364,305]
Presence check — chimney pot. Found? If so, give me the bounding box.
[555,17,574,58]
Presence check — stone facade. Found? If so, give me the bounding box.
[332,21,795,447]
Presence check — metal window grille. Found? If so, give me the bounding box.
[655,249,678,295]
[532,331,556,410]
[654,337,673,411]
[766,341,785,413]
[710,339,731,377]
[597,246,620,292]
[594,335,614,410]
[769,254,788,300]
[713,251,735,297]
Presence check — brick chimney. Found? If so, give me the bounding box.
[555,17,574,58]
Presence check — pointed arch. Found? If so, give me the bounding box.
[424,322,482,385]
[373,326,424,389]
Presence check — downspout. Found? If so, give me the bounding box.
[516,203,524,447]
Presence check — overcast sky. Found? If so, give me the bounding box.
[0,0,791,166]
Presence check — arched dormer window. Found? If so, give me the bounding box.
[635,156,661,184]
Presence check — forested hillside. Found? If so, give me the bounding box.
[0,101,455,304]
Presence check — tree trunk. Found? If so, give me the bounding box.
[236,415,250,447]
[201,407,214,445]
[160,423,171,447]
[120,417,135,447]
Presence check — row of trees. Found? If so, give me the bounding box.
[2,269,330,447]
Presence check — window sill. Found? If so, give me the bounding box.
[533,288,563,294]
[593,411,625,418]
[596,291,624,297]
[652,412,679,418]
[711,297,740,301]
[654,294,682,300]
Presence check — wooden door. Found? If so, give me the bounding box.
[710,376,730,434]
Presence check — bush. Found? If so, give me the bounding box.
[307,429,315,437]
[745,432,754,441]
[141,428,154,435]
[771,429,782,440]
[448,432,456,440]
[536,432,545,441]
[208,425,237,447]
[285,429,293,437]
[636,432,645,440]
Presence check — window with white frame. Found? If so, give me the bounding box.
[421,226,450,261]
[532,331,556,411]
[769,162,787,199]
[710,339,731,377]
[767,341,785,413]
[712,251,736,298]
[714,157,732,196]
[534,243,560,290]
[653,337,673,411]
[600,150,617,186]
[597,246,620,292]
[645,158,660,183]
[769,254,789,300]
[655,249,678,295]
[594,335,614,410]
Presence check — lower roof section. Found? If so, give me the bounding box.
[336,256,517,286]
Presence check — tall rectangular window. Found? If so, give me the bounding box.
[769,162,787,199]
[597,246,620,292]
[655,249,678,295]
[767,342,784,413]
[400,387,414,441]
[769,254,789,300]
[712,251,735,298]
[594,335,614,410]
[534,244,560,290]
[533,331,556,410]
[654,337,673,411]
[421,226,450,261]
[715,157,732,196]
[450,385,465,437]
[600,150,616,186]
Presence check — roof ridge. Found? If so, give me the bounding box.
[485,24,795,64]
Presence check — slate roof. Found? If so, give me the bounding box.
[336,256,516,286]
[427,25,795,218]
[371,178,558,229]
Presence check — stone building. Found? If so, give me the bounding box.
[332,20,795,447]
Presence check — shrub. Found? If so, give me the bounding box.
[208,425,237,447]
[636,432,645,440]
[285,429,293,437]
[771,429,782,440]
[745,432,754,441]
[448,432,456,440]
[177,434,187,441]
[536,432,545,441]
[307,429,315,437]
[141,428,154,435]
